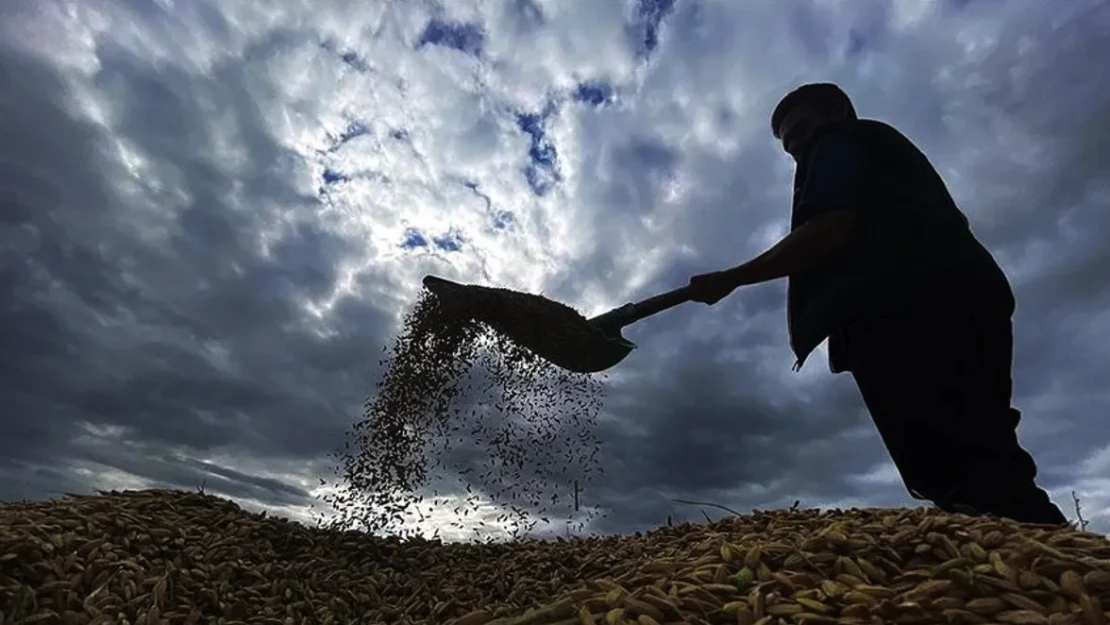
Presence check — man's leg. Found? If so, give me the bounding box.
[845,306,1067,525]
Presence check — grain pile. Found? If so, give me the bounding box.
[319,286,607,539]
[3,489,1109,625]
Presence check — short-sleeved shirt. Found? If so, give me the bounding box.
[793,132,867,225]
[786,119,1016,373]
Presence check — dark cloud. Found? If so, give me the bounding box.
[0,37,386,504]
[575,331,877,533]
[2,0,1109,537]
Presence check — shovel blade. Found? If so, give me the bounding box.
[420,274,637,373]
[551,333,636,374]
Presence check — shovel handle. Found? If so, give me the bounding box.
[626,284,695,322]
[590,284,695,330]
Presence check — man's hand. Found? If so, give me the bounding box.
[686,209,856,308]
[688,270,738,306]
[689,210,856,304]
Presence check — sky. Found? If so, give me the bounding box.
[2,0,1109,539]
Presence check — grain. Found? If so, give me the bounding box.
[320,286,608,539]
[0,489,608,624]
[478,507,1110,625]
[7,494,1105,624]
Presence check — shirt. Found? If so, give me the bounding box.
[786,119,1016,373]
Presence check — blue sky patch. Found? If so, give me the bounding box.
[401,228,428,249]
[340,51,369,72]
[400,228,463,252]
[321,121,371,154]
[319,39,371,73]
[337,122,369,144]
[575,82,615,107]
[432,232,463,252]
[516,104,561,196]
[417,20,485,58]
[631,0,677,58]
[491,210,515,230]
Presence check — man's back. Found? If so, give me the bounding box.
[787,118,1016,370]
[844,119,1014,310]
[730,81,1069,525]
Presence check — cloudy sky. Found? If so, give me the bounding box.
[3,0,1109,539]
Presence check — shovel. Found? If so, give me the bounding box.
[421,275,694,374]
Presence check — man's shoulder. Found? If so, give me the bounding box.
[808,119,899,153]
[825,119,935,173]
[854,117,901,131]
[829,118,912,145]
[803,124,868,164]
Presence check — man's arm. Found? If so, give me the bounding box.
[723,209,856,287]
[688,130,868,303]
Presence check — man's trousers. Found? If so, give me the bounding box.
[841,304,1068,525]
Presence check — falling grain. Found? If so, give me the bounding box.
[319,285,608,539]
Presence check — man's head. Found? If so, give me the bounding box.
[771,83,857,160]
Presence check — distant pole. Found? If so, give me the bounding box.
[573,480,580,512]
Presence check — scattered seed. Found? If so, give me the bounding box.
[321,286,608,540]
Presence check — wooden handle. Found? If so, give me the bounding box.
[625,285,695,323]
[589,284,694,331]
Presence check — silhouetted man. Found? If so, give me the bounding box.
[687,82,1067,525]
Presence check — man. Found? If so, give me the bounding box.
[688,82,1067,525]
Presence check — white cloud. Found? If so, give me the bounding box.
[2,0,1109,539]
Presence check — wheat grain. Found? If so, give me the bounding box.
[473,507,1110,625]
